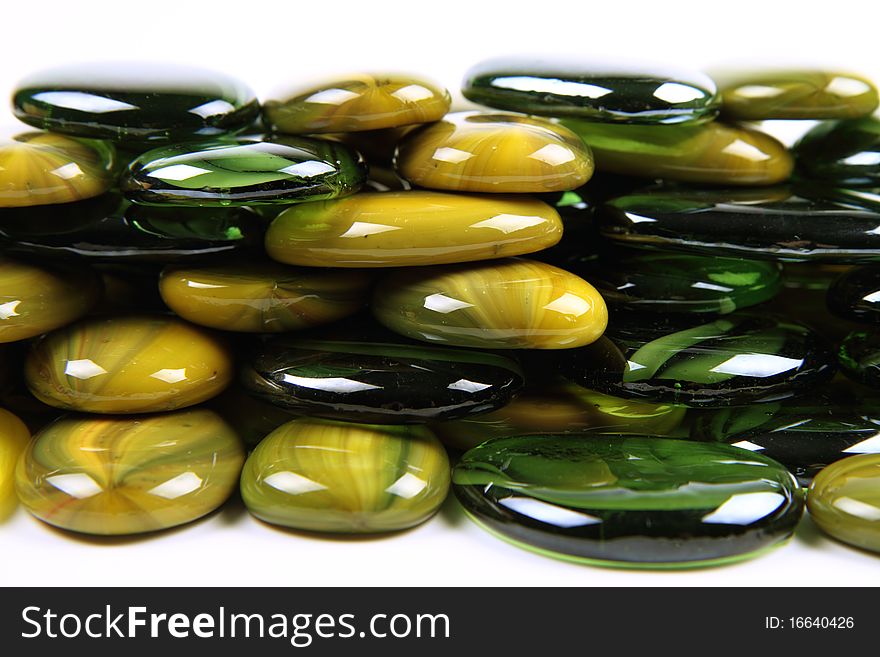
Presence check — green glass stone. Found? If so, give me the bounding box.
[453,434,803,567]
[794,116,880,187]
[462,56,719,125]
[13,62,259,144]
[828,266,880,323]
[839,329,880,387]
[122,136,367,206]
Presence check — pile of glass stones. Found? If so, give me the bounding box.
[1,59,879,568]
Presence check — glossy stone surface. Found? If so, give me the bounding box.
[373,258,608,350]
[263,74,450,134]
[828,266,880,323]
[561,120,792,185]
[395,112,594,193]
[0,130,114,207]
[265,191,563,267]
[122,136,367,206]
[601,186,880,262]
[453,435,803,567]
[13,62,259,144]
[462,57,719,125]
[159,263,371,332]
[0,193,265,263]
[563,313,836,406]
[25,315,233,414]
[240,419,450,533]
[718,70,878,120]
[808,454,880,553]
[14,409,245,535]
[794,116,880,186]
[241,337,524,424]
[0,257,101,343]
[839,329,880,387]
[0,408,30,518]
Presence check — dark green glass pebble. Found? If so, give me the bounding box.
[794,116,880,186]
[122,136,366,207]
[462,56,719,125]
[561,313,836,406]
[0,193,264,263]
[12,63,259,144]
[240,338,524,424]
[601,185,880,263]
[828,266,880,323]
[453,434,803,567]
[839,328,880,387]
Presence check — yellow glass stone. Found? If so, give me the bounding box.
[159,263,373,332]
[396,111,594,193]
[373,258,608,349]
[263,74,451,134]
[25,315,233,414]
[808,454,880,553]
[265,191,563,267]
[15,409,245,535]
[0,257,101,344]
[0,407,30,519]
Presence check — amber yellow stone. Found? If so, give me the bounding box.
[396,111,594,193]
[808,454,880,553]
[25,315,233,414]
[373,258,608,349]
[263,74,450,134]
[0,407,30,519]
[265,191,563,267]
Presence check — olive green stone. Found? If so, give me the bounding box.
[808,454,880,553]
[794,116,880,186]
[838,328,880,387]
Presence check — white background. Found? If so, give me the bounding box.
[2,0,879,586]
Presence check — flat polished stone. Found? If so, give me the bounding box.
[395,112,594,193]
[828,266,880,323]
[14,409,245,535]
[453,434,803,567]
[25,315,233,414]
[265,191,563,267]
[373,258,608,350]
[122,135,366,206]
[241,337,524,424]
[794,116,880,186]
[562,313,836,406]
[462,56,719,124]
[240,418,450,533]
[263,74,450,134]
[560,120,792,185]
[839,328,880,387]
[13,62,259,144]
[0,407,29,518]
[159,263,371,332]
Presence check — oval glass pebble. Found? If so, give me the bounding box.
[14,409,245,535]
[0,407,30,518]
[794,116,880,187]
[372,258,608,350]
[159,263,371,332]
[838,328,880,387]
[240,419,450,533]
[453,435,804,567]
[25,315,233,414]
[828,266,880,323]
[263,74,450,134]
[122,136,367,206]
[265,191,563,267]
[241,337,524,424]
[13,62,260,144]
[395,112,594,193]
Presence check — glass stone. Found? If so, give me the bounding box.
[794,116,880,186]
[828,266,880,323]
[453,435,803,567]
[13,62,259,144]
[240,337,524,424]
[263,74,450,134]
[122,135,367,207]
[562,313,836,406]
[601,186,880,263]
[559,120,792,185]
[0,129,114,207]
[240,418,450,533]
[0,193,265,263]
[14,409,245,535]
[0,257,101,344]
[717,70,879,120]
[0,407,30,518]
[462,56,719,125]
[265,191,563,267]
[808,453,880,553]
[372,258,608,350]
[25,315,233,414]
[394,112,594,193]
[839,329,880,387]
[159,263,372,333]
[210,386,298,448]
